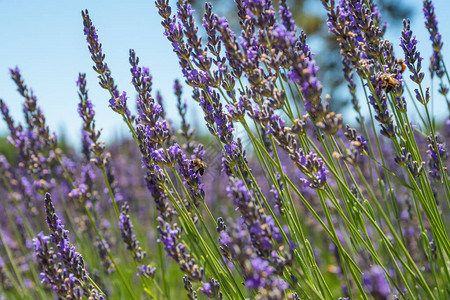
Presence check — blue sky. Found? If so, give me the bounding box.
[1,0,449,145]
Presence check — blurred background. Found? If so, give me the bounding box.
[1,0,449,152]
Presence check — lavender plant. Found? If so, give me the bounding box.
[0,0,449,299]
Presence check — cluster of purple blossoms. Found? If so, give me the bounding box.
[157,217,204,282]
[129,50,159,128]
[400,19,425,85]
[43,193,88,282]
[324,0,401,139]
[76,73,103,193]
[33,193,104,298]
[423,0,444,77]
[195,87,242,162]
[201,277,222,299]
[334,124,369,164]
[235,0,325,117]
[265,113,329,189]
[325,0,385,60]
[298,152,328,189]
[137,264,156,279]
[169,144,204,209]
[427,135,448,181]
[129,51,170,152]
[33,232,84,299]
[9,67,58,151]
[395,147,425,178]
[215,15,243,78]
[218,220,289,300]
[119,202,147,262]
[183,274,198,300]
[108,91,129,115]
[128,50,206,239]
[82,10,132,121]
[0,68,58,193]
[127,48,176,222]
[399,19,432,106]
[81,10,117,96]
[227,178,283,257]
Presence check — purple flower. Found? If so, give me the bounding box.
[157,218,204,281]
[168,144,182,160]
[279,0,296,32]
[246,258,273,289]
[427,135,447,181]
[298,152,328,189]
[203,283,211,294]
[400,19,424,84]
[69,188,80,199]
[34,194,103,298]
[82,10,120,98]
[201,278,222,298]
[119,202,146,262]
[423,0,443,77]
[218,220,288,298]
[109,91,128,114]
[227,179,286,257]
[362,265,390,298]
[151,148,167,164]
[287,59,324,117]
[33,231,50,252]
[43,193,88,279]
[137,264,156,279]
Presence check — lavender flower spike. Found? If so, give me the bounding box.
[44,193,88,282]
[201,278,222,299]
[33,232,84,298]
[38,193,104,298]
[82,9,119,97]
[137,264,156,279]
[423,0,444,77]
[400,19,424,84]
[119,202,147,262]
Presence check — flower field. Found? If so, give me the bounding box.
[0,0,449,299]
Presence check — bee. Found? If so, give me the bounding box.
[396,58,406,73]
[379,73,400,93]
[191,158,207,176]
